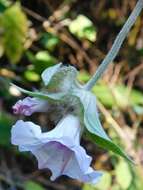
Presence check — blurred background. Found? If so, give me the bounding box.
[0,0,143,189]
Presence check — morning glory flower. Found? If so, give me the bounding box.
[12,97,48,116]
[11,63,131,185]
[11,63,131,161]
[11,114,102,183]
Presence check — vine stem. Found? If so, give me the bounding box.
[84,0,143,91]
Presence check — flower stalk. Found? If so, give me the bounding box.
[84,0,143,91]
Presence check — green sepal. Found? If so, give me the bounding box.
[73,89,133,163]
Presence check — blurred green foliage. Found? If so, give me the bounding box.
[0,3,28,63]
[25,181,45,190]
[69,14,97,42]
[0,112,14,145]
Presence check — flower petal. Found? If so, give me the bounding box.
[11,120,42,150]
[63,152,102,183]
[31,141,73,180]
[31,140,102,183]
[11,115,102,183]
[42,114,81,146]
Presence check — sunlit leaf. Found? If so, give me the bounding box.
[25,181,45,190]
[0,0,10,13]
[0,3,28,63]
[92,84,143,108]
[115,160,132,189]
[111,184,121,190]
[77,70,91,83]
[83,184,96,190]
[95,171,112,190]
[40,32,60,51]
[92,84,115,107]
[35,51,57,73]
[83,172,111,190]
[24,70,40,82]
[69,14,96,42]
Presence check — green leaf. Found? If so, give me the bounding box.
[111,184,121,190]
[92,84,115,107]
[26,51,57,74]
[0,0,10,13]
[83,172,111,190]
[115,160,132,189]
[69,14,96,42]
[35,51,57,73]
[0,3,28,63]
[92,84,143,108]
[0,112,14,145]
[77,70,91,83]
[95,171,112,190]
[11,84,66,101]
[40,32,60,51]
[83,184,96,190]
[73,89,133,163]
[25,181,45,190]
[24,70,40,82]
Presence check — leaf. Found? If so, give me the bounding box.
[35,51,57,73]
[73,89,133,163]
[26,51,57,74]
[0,3,28,63]
[11,84,66,101]
[41,63,62,86]
[25,181,45,190]
[92,84,115,107]
[77,70,91,83]
[40,32,60,51]
[80,90,109,139]
[24,70,40,82]
[115,160,132,189]
[41,63,78,92]
[0,0,10,13]
[111,184,121,190]
[113,85,143,107]
[69,14,97,42]
[0,112,14,145]
[83,172,111,190]
[92,84,143,108]
[129,87,143,105]
[95,171,112,190]
[83,184,96,190]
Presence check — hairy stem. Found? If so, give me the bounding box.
[84,0,143,90]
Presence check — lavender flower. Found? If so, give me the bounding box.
[11,114,102,183]
[12,97,48,116]
[11,63,132,184]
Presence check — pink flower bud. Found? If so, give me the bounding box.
[12,97,48,116]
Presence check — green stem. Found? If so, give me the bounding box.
[84,0,143,90]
